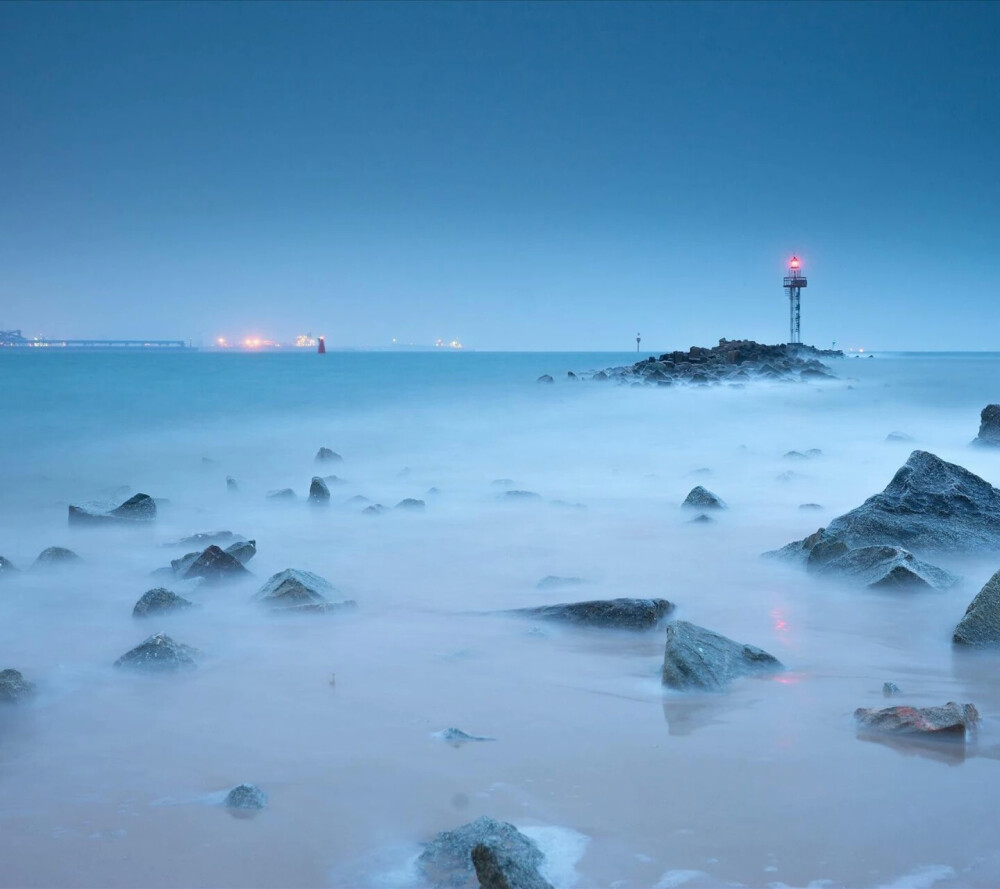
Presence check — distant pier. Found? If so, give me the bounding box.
[1,330,194,350]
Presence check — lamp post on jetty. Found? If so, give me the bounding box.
[636,332,641,353]
[784,256,808,344]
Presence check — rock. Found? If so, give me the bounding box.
[68,493,157,525]
[170,532,237,547]
[774,451,1000,560]
[395,498,425,510]
[776,470,803,483]
[972,404,1000,447]
[309,476,331,504]
[323,474,348,486]
[799,503,823,511]
[418,816,546,889]
[224,539,256,565]
[433,728,496,744]
[812,545,960,592]
[132,588,195,618]
[784,450,808,460]
[472,842,554,889]
[181,545,249,582]
[510,598,673,630]
[661,620,783,691]
[806,448,823,457]
[886,431,915,443]
[566,371,577,380]
[363,503,386,515]
[854,702,979,739]
[114,633,199,671]
[316,447,343,463]
[254,568,357,613]
[224,783,267,810]
[0,556,19,576]
[536,374,554,384]
[33,546,82,568]
[0,669,35,703]
[503,490,541,501]
[953,569,1000,646]
[883,682,901,697]
[535,576,585,590]
[426,487,441,496]
[266,488,296,501]
[681,486,726,510]
[687,513,715,524]
[226,476,239,492]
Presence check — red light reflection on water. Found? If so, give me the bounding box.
[771,608,788,633]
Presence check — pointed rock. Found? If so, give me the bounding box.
[309,477,331,504]
[511,598,673,630]
[254,569,357,613]
[681,486,726,510]
[114,633,198,671]
[813,545,959,591]
[181,545,248,582]
[954,569,1000,646]
[661,620,782,691]
[133,588,195,618]
[224,539,256,564]
[315,447,342,463]
[972,404,1000,447]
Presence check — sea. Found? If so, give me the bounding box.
[1,349,1000,889]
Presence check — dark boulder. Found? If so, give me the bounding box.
[972,404,1000,447]
[69,493,156,525]
[503,490,541,501]
[661,620,783,691]
[0,669,35,703]
[309,477,331,504]
[773,451,1000,559]
[114,633,199,671]
[812,545,960,592]
[266,488,296,501]
[0,556,18,576]
[133,588,195,618]
[226,476,239,492]
[224,539,256,565]
[510,598,673,630]
[682,486,726,510]
[254,568,357,613]
[395,498,425,510]
[883,682,901,697]
[854,702,979,739]
[315,447,342,463]
[418,816,546,889]
[363,503,387,515]
[472,842,554,889]
[224,783,267,810]
[33,546,82,568]
[536,374,554,384]
[181,545,249,582]
[954,569,1000,646]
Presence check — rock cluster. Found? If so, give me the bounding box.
[69,493,157,525]
[586,339,840,387]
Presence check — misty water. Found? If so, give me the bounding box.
[2,350,1000,889]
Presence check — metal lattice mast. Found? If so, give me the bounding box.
[783,256,807,345]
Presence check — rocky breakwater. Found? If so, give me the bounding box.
[767,450,1000,588]
[586,339,841,387]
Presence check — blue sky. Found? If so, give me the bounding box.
[1,1,997,350]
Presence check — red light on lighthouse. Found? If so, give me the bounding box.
[789,256,801,270]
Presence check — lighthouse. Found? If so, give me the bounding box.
[783,256,808,344]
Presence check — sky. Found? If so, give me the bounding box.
[0,1,997,351]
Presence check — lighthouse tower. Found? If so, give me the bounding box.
[783,256,808,344]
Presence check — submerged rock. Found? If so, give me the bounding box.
[68,493,157,525]
[886,431,915,443]
[0,556,19,576]
[536,374,554,384]
[883,682,901,697]
[772,451,1000,560]
[181,545,249,582]
[133,588,195,618]
[510,598,673,630]
[855,702,979,739]
[323,474,348,486]
[434,728,496,744]
[395,498,425,510]
[535,575,585,590]
[33,546,82,568]
[114,633,198,671]
[224,539,256,565]
[226,476,239,492]
[687,513,715,524]
[363,503,387,515]
[0,669,35,703]
[254,568,357,613]
[953,569,1000,646]
[418,816,546,889]
[972,404,1000,447]
[266,488,296,501]
[224,783,267,810]
[661,620,783,691]
[472,842,554,889]
[309,476,331,504]
[315,447,342,463]
[503,490,541,501]
[682,486,726,510]
[812,545,960,592]
[799,503,824,511]
[170,531,237,547]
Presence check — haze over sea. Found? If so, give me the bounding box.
[2,349,1000,888]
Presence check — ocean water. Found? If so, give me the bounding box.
[2,349,1000,888]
